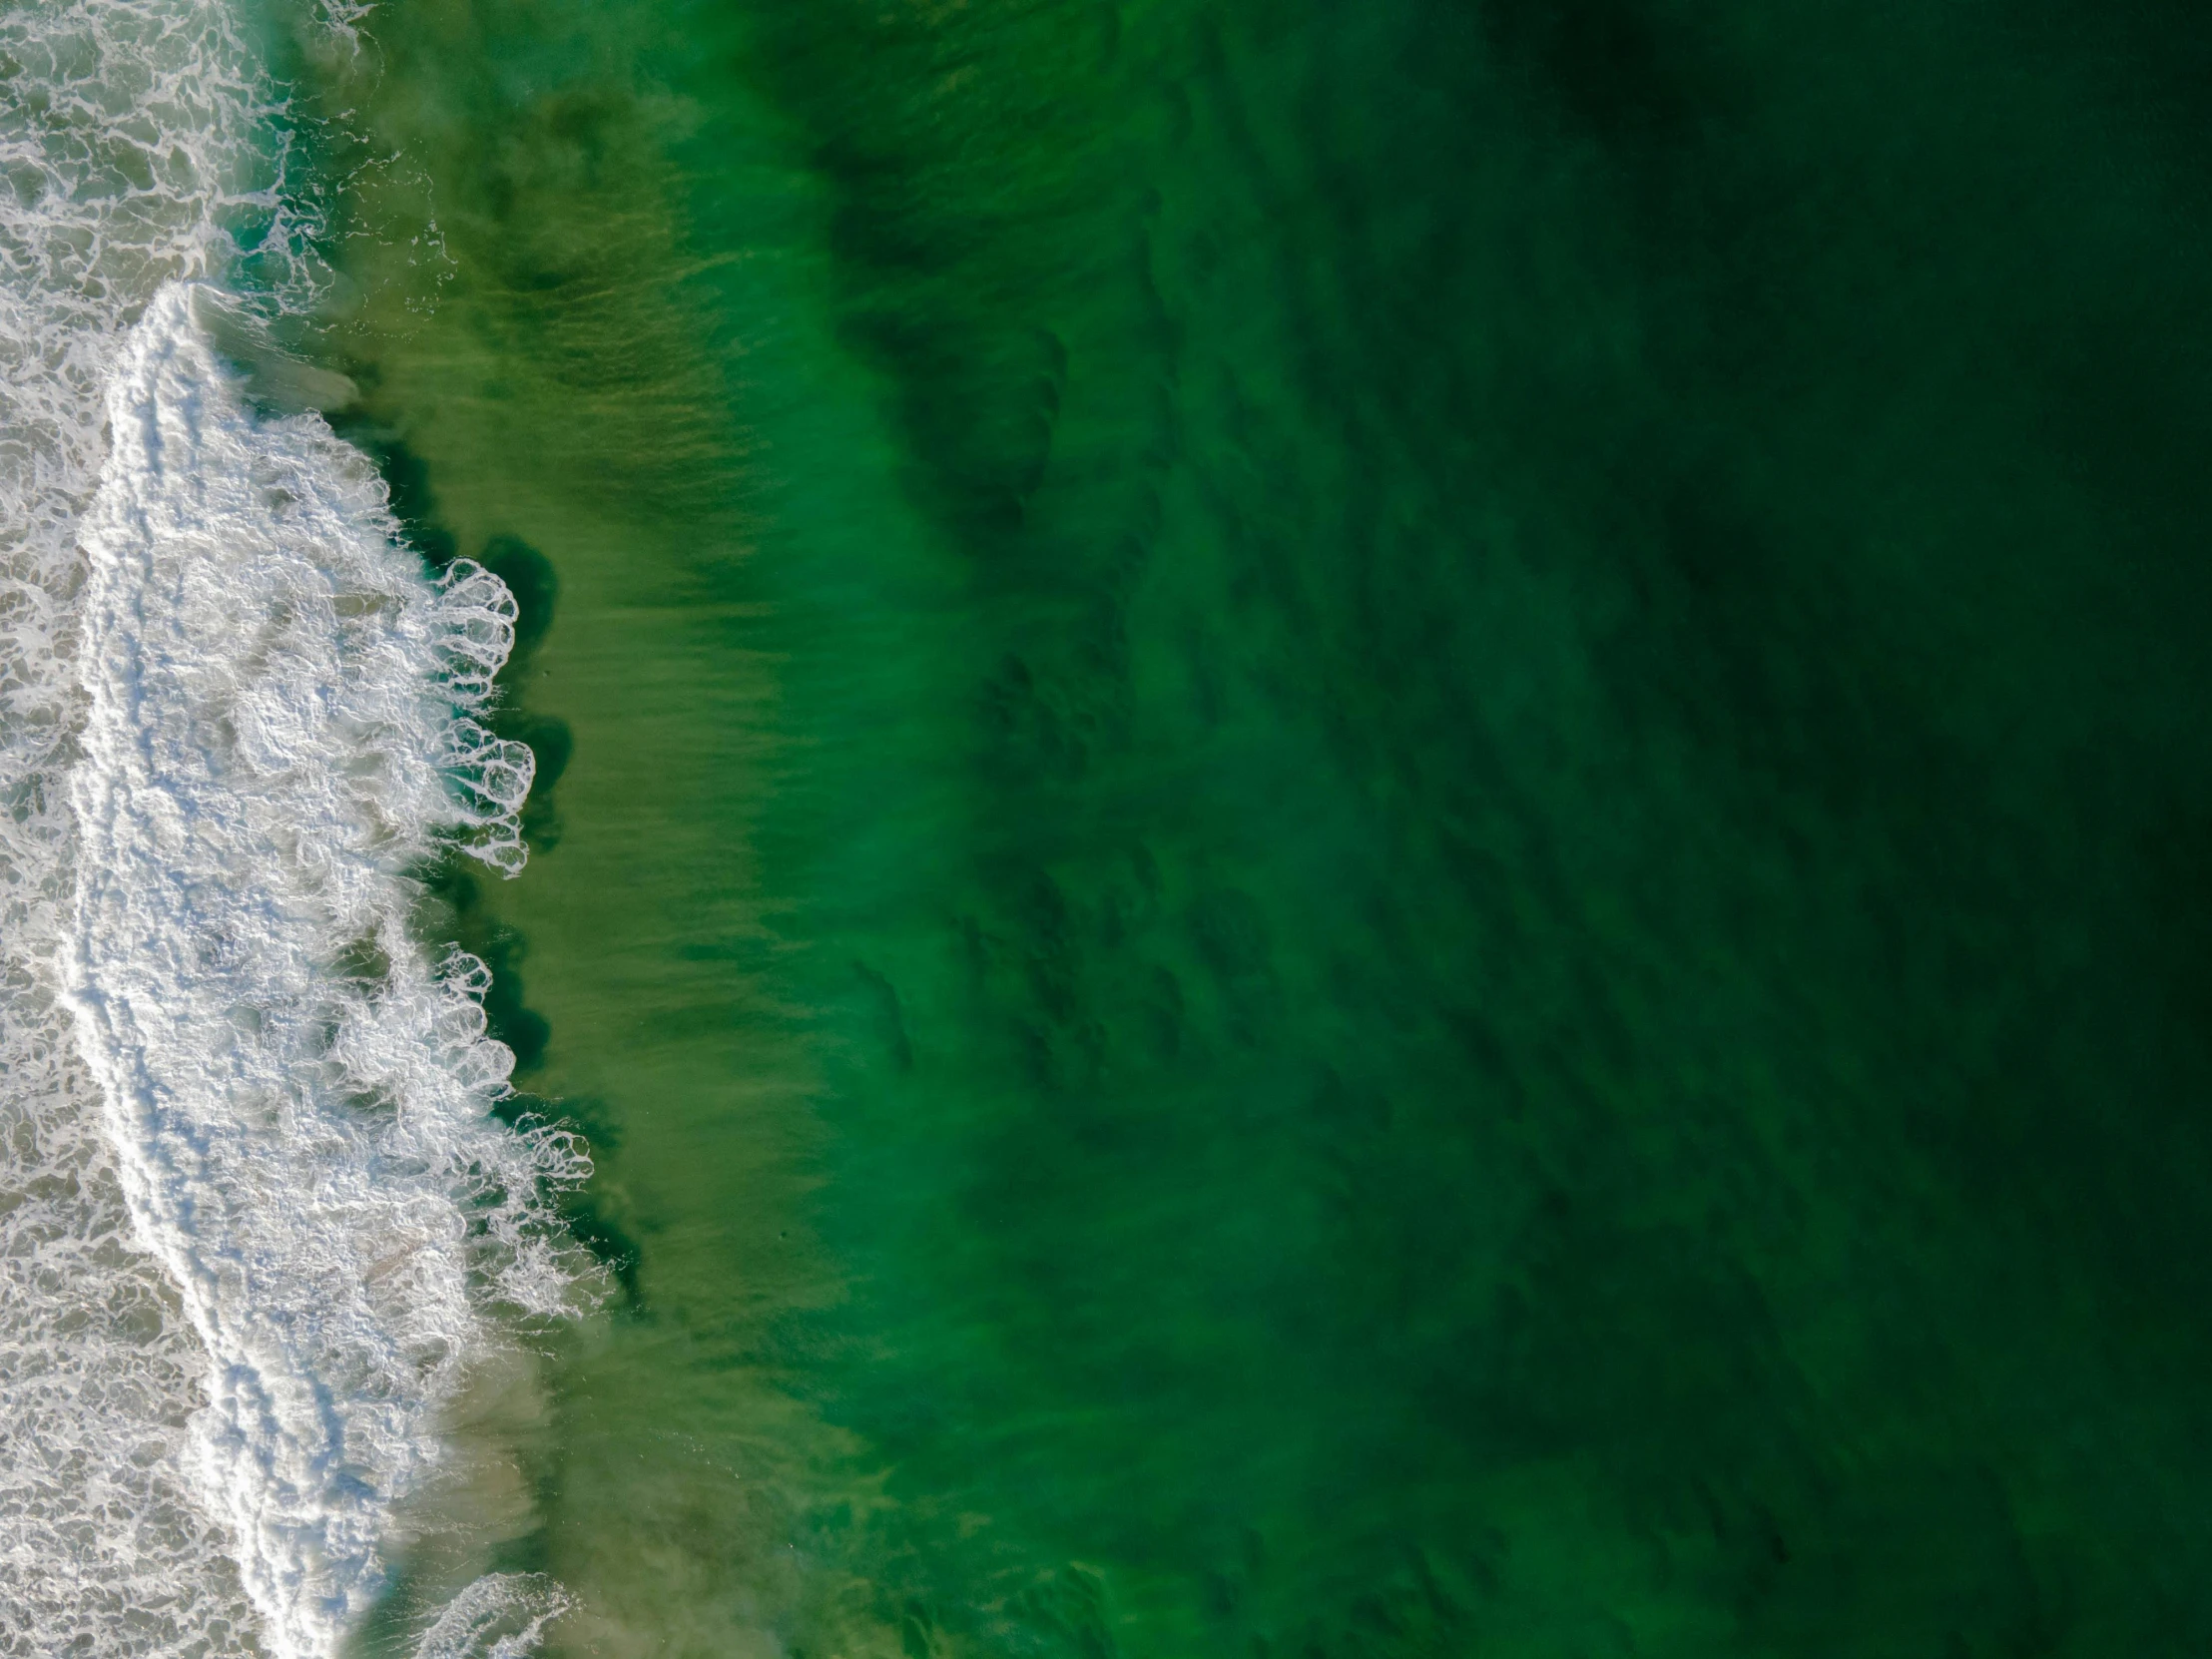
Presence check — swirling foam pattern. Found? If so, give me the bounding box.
[0,5,589,1654]
[63,285,591,1657]
[0,2,299,1652]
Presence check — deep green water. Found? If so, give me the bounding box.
[291,1,2212,1653]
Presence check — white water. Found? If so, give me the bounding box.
[1,5,591,1654]
[66,283,592,1656]
[2,3,301,1651]
[411,1573,574,1659]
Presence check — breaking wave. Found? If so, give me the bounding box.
[0,5,590,1655]
[64,283,591,1657]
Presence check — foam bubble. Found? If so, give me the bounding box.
[62,284,593,1658]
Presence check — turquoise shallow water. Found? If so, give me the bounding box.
[283,0,2212,1652]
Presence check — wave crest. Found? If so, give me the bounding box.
[62,283,593,1659]
[0,0,323,1650]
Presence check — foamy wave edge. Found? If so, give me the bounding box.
[60,282,595,1659]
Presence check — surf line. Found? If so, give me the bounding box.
[62,283,592,1659]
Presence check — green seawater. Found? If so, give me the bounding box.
[290,1,2212,1653]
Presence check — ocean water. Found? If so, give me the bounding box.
[11,0,2212,1654]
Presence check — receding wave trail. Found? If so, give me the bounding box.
[0,4,591,1655]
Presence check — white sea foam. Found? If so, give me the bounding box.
[2,5,592,1655]
[0,2,308,1651]
[412,1573,574,1659]
[63,283,592,1657]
